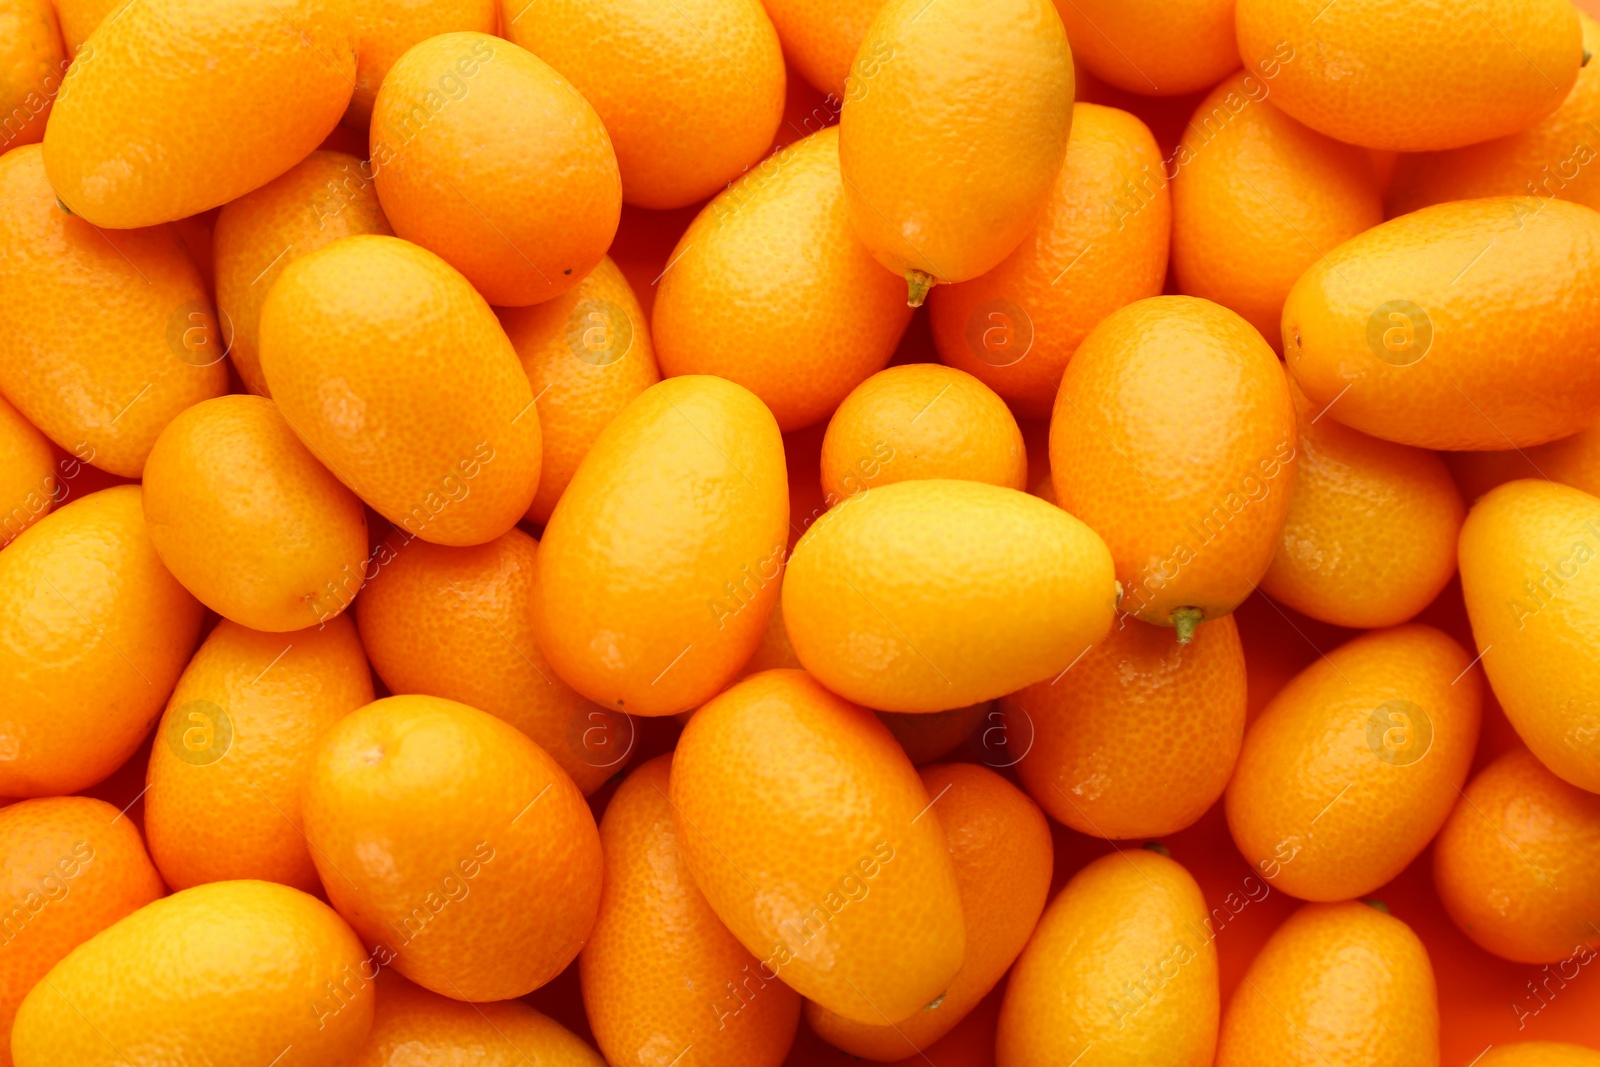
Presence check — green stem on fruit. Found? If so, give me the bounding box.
[1171,607,1204,644]
[1584,47,1593,67]
[906,269,934,308]
[1142,841,1171,857]
[55,196,74,216]
[1362,898,1391,914]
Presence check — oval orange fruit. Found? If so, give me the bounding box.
[819,364,1026,502]
[1050,295,1298,637]
[0,144,227,478]
[532,375,788,716]
[12,880,375,1067]
[808,763,1052,1059]
[42,0,357,226]
[784,478,1117,712]
[1258,381,1464,629]
[997,848,1218,1067]
[0,486,202,798]
[303,694,602,1001]
[503,0,785,210]
[1434,747,1600,965]
[1171,70,1383,349]
[1226,624,1482,902]
[1235,0,1581,151]
[839,0,1075,302]
[371,32,620,307]
[1283,197,1600,450]
[651,126,912,433]
[1459,479,1600,792]
[1008,614,1247,840]
[1215,901,1438,1067]
[581,755,801,1067]
[141,394,370,632]
[930,102,1169,419]
[144,616,373,893]
[259,234,542,547]
[670,669,965,1026]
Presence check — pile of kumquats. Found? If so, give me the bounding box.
[2,0,1599,1062]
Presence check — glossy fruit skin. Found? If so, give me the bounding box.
[0,145,228,478]
[0,393,57,548]
[503,0,784,210]
[213,150,393,398]
[1056,0,1236,96]
[1009,614,1246,840]
[809,763,1052,1058]
[997,849,1218,1067]
[839,0,1075,289]
[0,0,66,152]
[1259,382,1464,629]
[1227,624,1482,903]
[653,127,912,433]
[1459,479,1600,792]
[930,102,1169,419]
[784,479,1117,712]
[1445,424,1600,504]
[12,880,374,1067]
[1051,295,1298,630]
[355,529,619,795]
[303,695,602,1001]
[1215,901,1439,1067]
[1282,198,1600,451]
[351,970,605,1067]
[761,0,883,97]
[1476,1044,1600,1067]
[0,797,164,1067]
[343,0,496,128]
[41,0,356,227]
[1235,0,1581,152]
[532,375,788,717]
[1434,748,1600,964]
[670,670,965,1025]
[500,255,659,525]
[1172,71,1383,350]
[581,755,801,1067]
[142,395,370,632]
[1388,14,1600,217]
[371,32,620,307]
[259,234,541,547]
[0,486,202,798]
[144,616,373,893]
[821,365,1026,502]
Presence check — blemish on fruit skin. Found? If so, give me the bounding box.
[357,743,385,766]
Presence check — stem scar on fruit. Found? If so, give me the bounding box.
[1172,607,1204,644]
[906,269,935,308]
